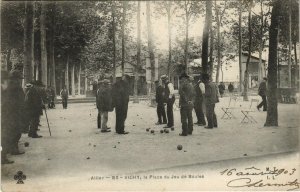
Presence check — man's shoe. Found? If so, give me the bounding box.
[31,135,43,138]
[257,106,260,111]
[162,122,167,124]
[188,132,192,135]
[101,130,111,133]
[198,124,206,126]
[1,158,14,164]
[155,122,162,125]
[179,133,188,136]
[204,126,213,129]
[11,151,25,155]
[214,126,218,128]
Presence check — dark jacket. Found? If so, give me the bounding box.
[60,89,68,99]
[204,81,219,105]
[112,80,130,107]
[218,83,225,94]
[179,79,195,108]
[194,81,204,104]
[25,86,43,116]
[258,81,267,96]
[96,86,113,112]
[1,85,26,133]
[228,84,234,92]
[155,85,165,104]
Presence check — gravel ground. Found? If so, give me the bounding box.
[1,96,299,191]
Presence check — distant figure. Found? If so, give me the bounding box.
[96,79,113,133]
[257,77,267,111]
[60,87,69,109]
[179,73,195,136]
[193,76,206,126]
[202,74,218,129]
[155,80,167,125]
[47,86,55,109]
[112,74,130,134]
[161,75,175,129]
[228,82,234,93]
[218,82,226,98]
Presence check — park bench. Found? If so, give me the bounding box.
[240,98,259,123]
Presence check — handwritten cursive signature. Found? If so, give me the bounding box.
[227,178,300,191]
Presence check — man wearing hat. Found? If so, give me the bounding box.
[2,70,26,160]
[257,77,268,111]
[179,73,195,136]
[155,80,167,125]
[60,86,69,109]
[96,79,113,133]
[25,80,43,138]
[193,76,206,126]
[112,74,130,134]
[160,75,175,128]
[202,73,218,129]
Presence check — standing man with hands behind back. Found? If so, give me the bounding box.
[160,75,175,129]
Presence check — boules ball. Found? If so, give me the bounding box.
[24,142,29,147]
[171,127,174,131]
[160,130,164,133]
[151,130,155,134]
[146,128,150,132]
[177,145,183,150]
[165,129,169,133]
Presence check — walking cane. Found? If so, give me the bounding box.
[42,100,52,136]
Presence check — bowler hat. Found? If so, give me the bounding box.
[160,75,168,80]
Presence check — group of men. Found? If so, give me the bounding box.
[155,73,219,136]
[96,74,130,134]
[1,70,46,164]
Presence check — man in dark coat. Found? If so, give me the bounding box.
[112,74,130,134]
[193,77,206,126]
[155,80,167,125]
[47,86,55,109]
[2,70,26,160]
[257,77,267,111]
[60,86,68,109]
[228,83,234,93]
[202,74,218,129]
[25,81,43,138]
[96,79,113,133]
[218,82,225,98]
[161,75,175,128]
[179,73,195,136]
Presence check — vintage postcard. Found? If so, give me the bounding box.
[1,0,299,191]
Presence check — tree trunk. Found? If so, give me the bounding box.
[167,2,172,78]
[78,63,81,95]
[84,68,88,95]
[243,2,253,101]
[40,1,47,86]
[209,27,214,79]
[146,1,156,94]
[65,55,69,93]
[288,0,292,87]
[264,0,280,127]
[201,0,212,74]
[134,1,141,103]
[258,0,264,82]
[24,1,34,86]
[238,0,243,92]
[49,3,56,95]
[215,0,221,83]
[6,49,12,71]
[121,1,127,76]
[184,1,189,70]
[294,41,298,65]
[71,64,75,97]
[112,1,116,82]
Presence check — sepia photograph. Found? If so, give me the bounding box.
[1,0,299,191]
